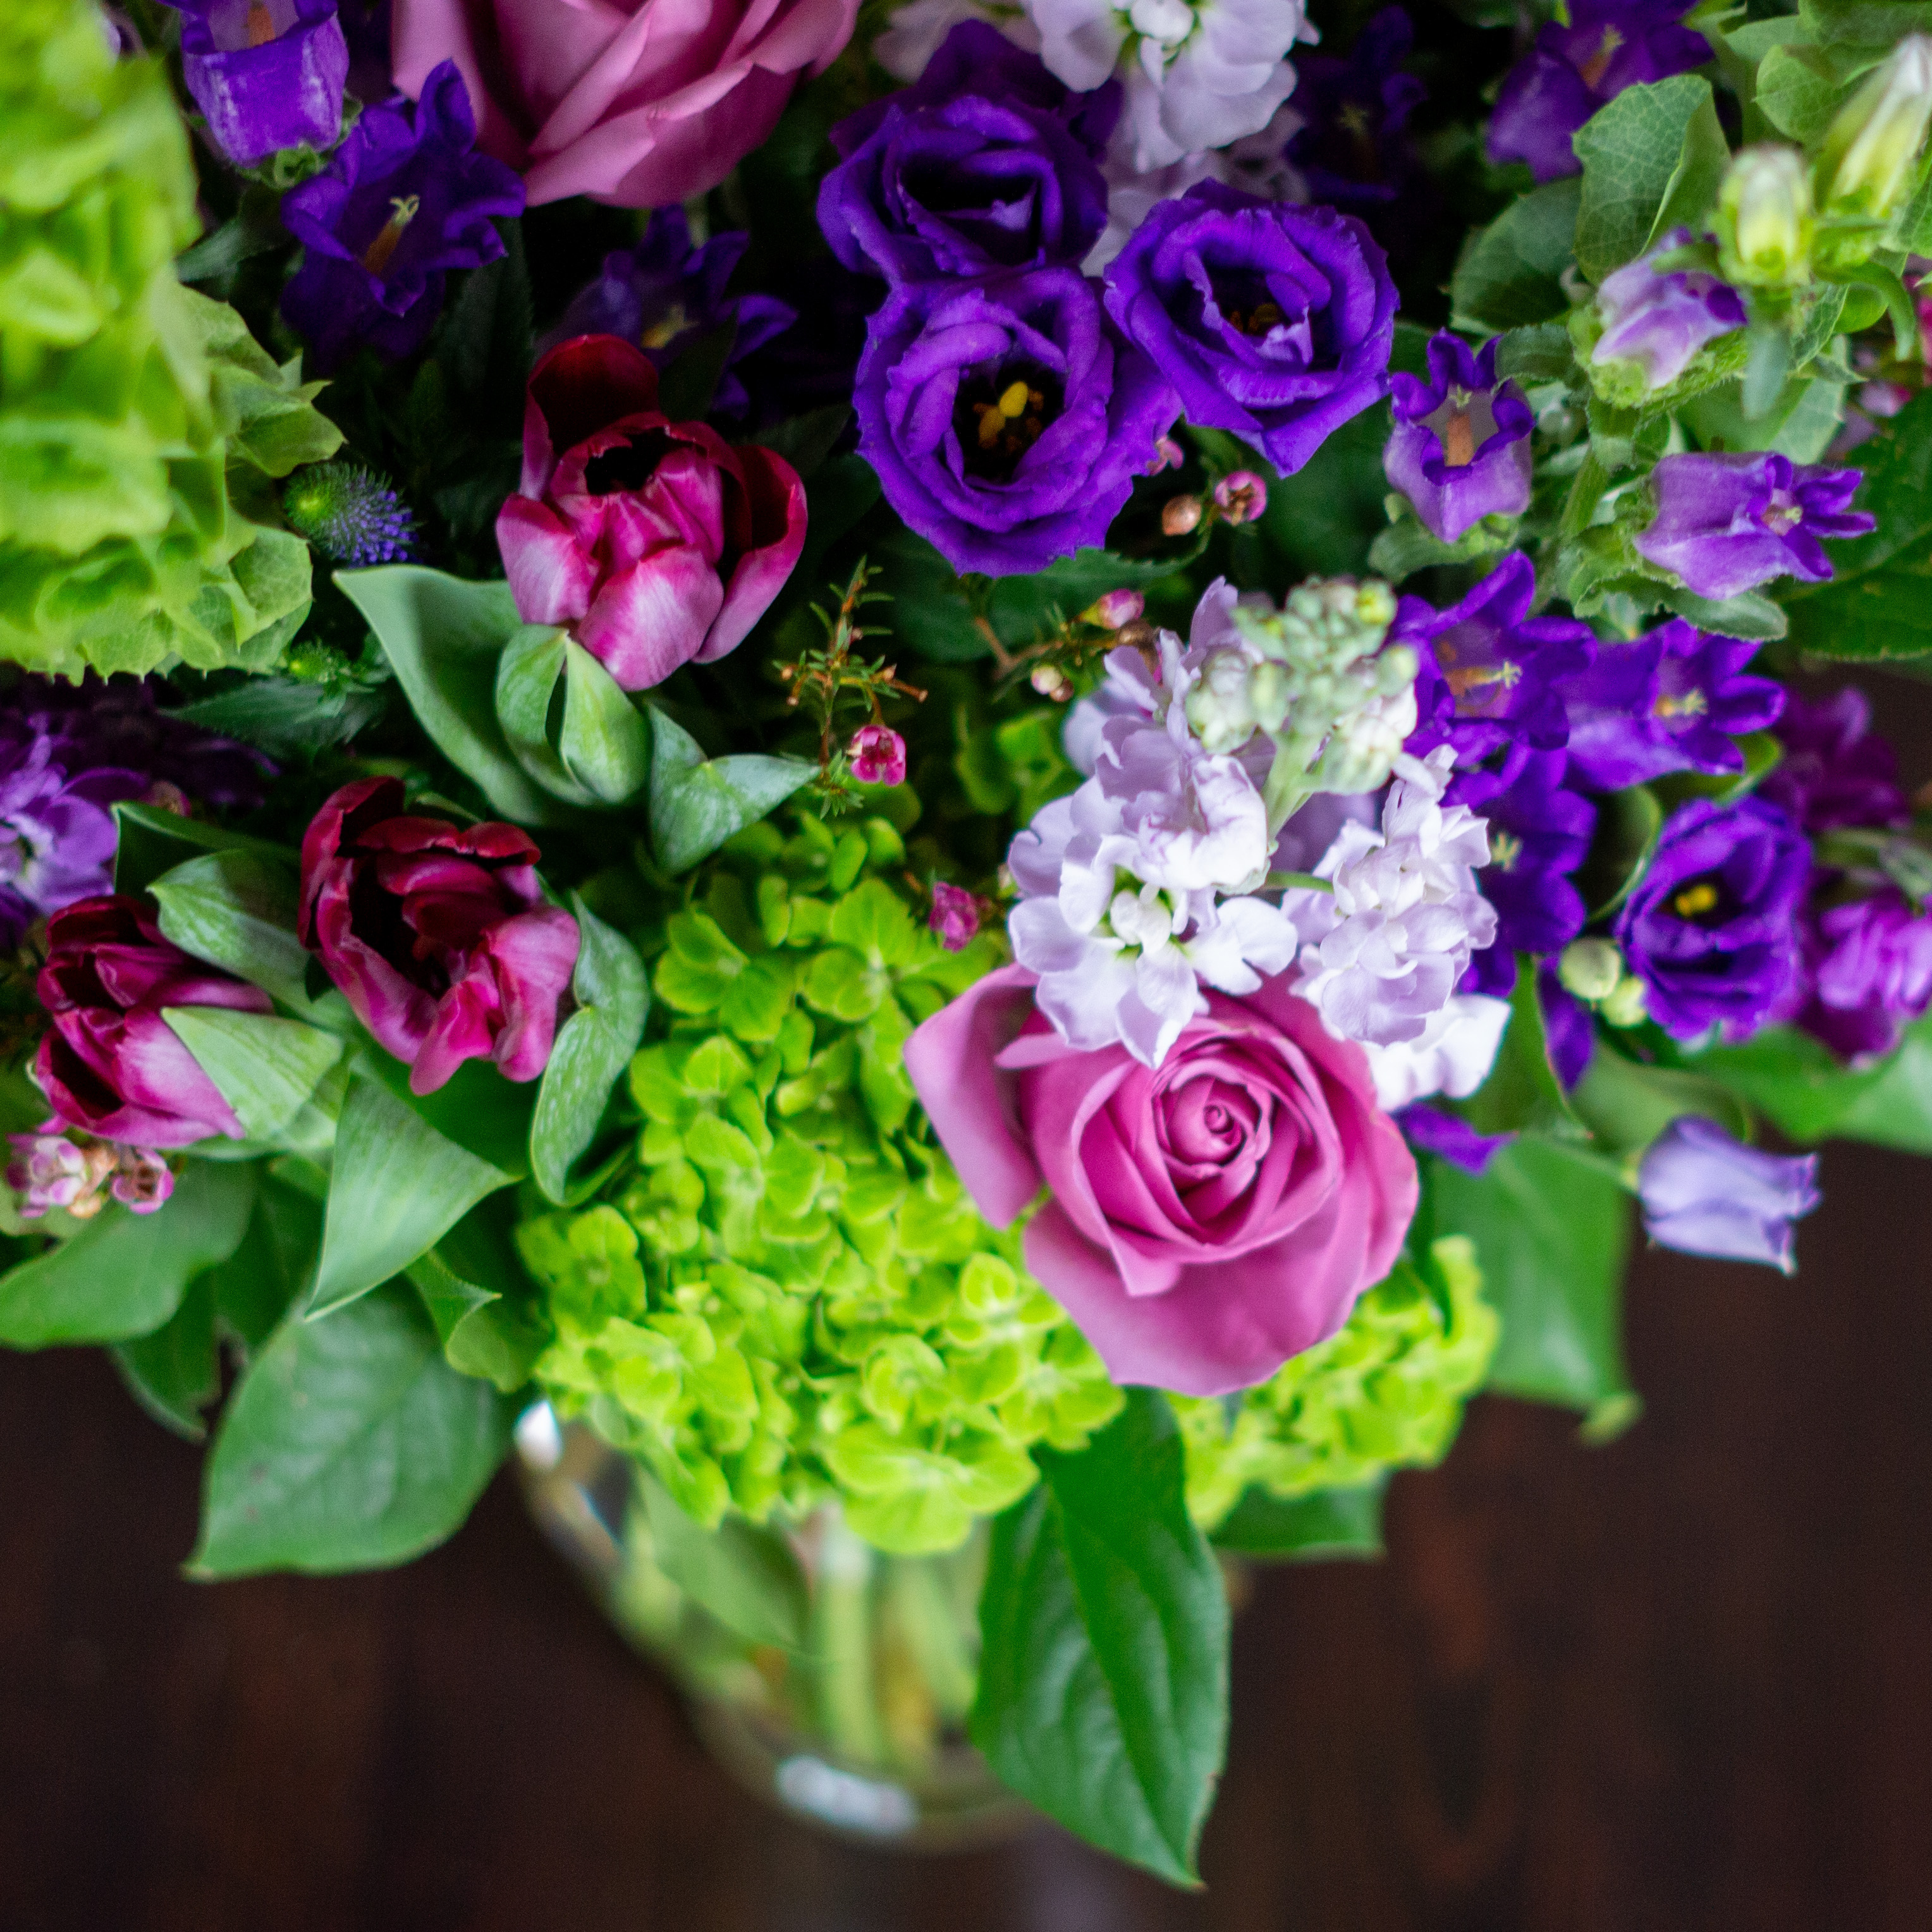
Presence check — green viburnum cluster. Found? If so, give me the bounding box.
[0,0,339,677]
[517,810,1124,1557]
[1173,1237,1498,1531]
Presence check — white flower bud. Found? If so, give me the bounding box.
[1818,33,1932,219]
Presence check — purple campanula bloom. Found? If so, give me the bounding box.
[1384,333,1534,544]
[1400,553,1596,771]
[1637,1115,1819,1273]
[1488,0,1711,184]
[1614,796,1811,1041]
[854,264,1178,575]
[162,0,350,166]
[1588,229,1746,400]
[1101,183,1397,479]
[1285,6,1427,212]
[1760,687,1910,832]
[1634,453,1875,601]
[1395,1102,1512,1174]
[1560,618,1785,792]
[540,210,796,424]
[279,60,525,374]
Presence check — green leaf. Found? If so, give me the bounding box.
[1758,40,1853,139]
[190,1281,513,1577]
[1648,84,1735,250]
[1569,1044,1754,1154]
[640,1473,807,1649]
[560,638,651,803]
[352,1035,536,1175]
[531,897,649,1205]
[309,1068,518,1317]
[207,1171,321,1353]
[1579,785,1665,919]
[986,547,1187,648]
[1450,176,1582,332]
[869,525,994,662]
[111,1274,219,1441]
[405,1196,549,1391]
[1458,965,1584,1140]
[494,623,584,801]
[441,229,532,424]
[111,801,296,902]
[745,404,850,479]
[1694,1015,1932,1151]
[1574,78,1725,282]
[656,318,738,422]
[334,566,564,822]
[169,678,387,757]
[648,706,814,874]
[1252,403,1403,580]
[0,1159,256,1348]
[1209,1480,1386,1560]
[161,1005,346,1144]
[971,1390,1228,1886]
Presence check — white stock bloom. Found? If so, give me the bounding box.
[873,0,1039,80]
[1360,995,1511,1112]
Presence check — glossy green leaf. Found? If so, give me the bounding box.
[559,639,651,803]
[405,1197,549,1391]
[1569,1045,1754,1155]
[1694,1015,1932,1151]
[112,802,297,902]
[1458,965,1584,1140]
[869,525,991,662]
[0,1159,256,1348]
[208,1171,321,1354]
[161,1006,346,1142]
[111,1274,219,1441]
[169,678,387,759]
[494,623,587,803]
[1574,78,1725,281]
[648,706,814,874]
[353,1041,535,1176]
[641,1473,807,1649]
[972,1390,1228,1886]
[1450,176,1582,332]
[1210,1479,1386,1560]
[191,1281,513,1577]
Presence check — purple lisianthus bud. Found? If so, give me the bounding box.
[1637,1116,1820,1273]
[1792,887,1932,1060]
[930,880,982,951]
[1394,1102,1512,1175]
[161,0,350,166]
[1560,618,1786,792]
[1633,453,1876,602]
[1488,0,1711,184]
[1759,687,1910,833]
[1102,183,1398,479]
[1384,333,1534,544]
[850,724,908,786]
[1613,797,1812,1041]
[1588,229,1747,399]
[279,60,525,374]
[853,264,1179,575]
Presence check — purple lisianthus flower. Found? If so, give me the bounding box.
[539,210,796,424]
[1101,183,1398,478]
[1560,618,1786,792]
[1633,453,1875,602]
[1395,1102,1512,1174]
[1488,0,1711,184]
[1637,1116,1820,1273]
[1539,963,1597,1090]
[1284,6,1427,212]
[1614,796,1811,1041]
[162,0,349,166]
[280,60,525,374]
[1589,229,1746,398]
[1400,553,1597,771]
[854,264,1178,575]
[1384,333,1534,544]
[1760,687,1910,833]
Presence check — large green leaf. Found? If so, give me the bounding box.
[405,1195,549,1391]
[161,1006,346,1142]
[112,801,297,902]
[1694,1017,1932,1151]
[641,1474,808,1649]
[1210,1479,1386,1560]
[111,1275,219,1441]
[560,638,651,803]
[0,1159,256,1348]
[1457,965,1584,1140]
[353,1038,535,1175]
[1574,77,1728,282]
[648,706,814,874]
[190,1281,513,1577]
[1450,177,1582,332]
[972,1390,1228,1886]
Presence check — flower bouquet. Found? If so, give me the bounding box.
[9,0,1932,1883]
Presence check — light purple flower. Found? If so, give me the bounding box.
[1385,333,1534,543]
[6,1129,109,1220]
[1634,453,1876,602]
[162,0,350,166]
[1637,1115,1821,1273]
[109,1149,176,1214]
[1590,229,1747,397]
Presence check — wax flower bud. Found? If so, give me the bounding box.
[1030,663,1074,700]
[1161,494,1203,535]
[1213,471,1268,525]
[1084,589,1146,630]
[1146,435,1185,475]
[1716,145,1814,289]
[1558,937,1624,1003]
[1601,975,1650,1028]
[1816,34,1932,222]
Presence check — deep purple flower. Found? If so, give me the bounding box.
[1395,1102,1511,1174]
[1385,333,1534,544]
[854,264,1178,576]
[1760,687,1910,833]
[539,209,797,424]
[1539,963,1597,1090]
[279,60,525,374]
[1637,1116,1820,1273]
[1400,553,1597,771]
[162,0,350,166]
[1614,796,1811,1041]
[1789,888,1932,1059]
[338,0,391,102]
[1285,6,1428,211]
[1101,183,1398,479]
[23,678,272,811]
[1589,229,1747,398]
[1488,0,1711,184]
[1634,453,1875,601]
[1560,619,1786,792]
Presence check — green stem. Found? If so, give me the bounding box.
[812,1510,886,1766]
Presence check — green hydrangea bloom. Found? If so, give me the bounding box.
[1172,1236,1499,1530]
[0,0,338,678]
[518,812,1123,1557]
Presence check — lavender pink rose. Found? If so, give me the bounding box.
[905,963,1418,1397]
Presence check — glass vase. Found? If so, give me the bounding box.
[514,1407,1025,1847]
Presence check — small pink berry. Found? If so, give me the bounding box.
[929,881,981,952]
[1213,470,1268,525]
[848,723,907,787]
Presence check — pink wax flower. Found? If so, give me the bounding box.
[300,778,580,1097]
[109,1149,175,1215]
[392,0,860,209]
[848,724,907,786]
[6,1129,113,1220]
[929,881,981,951]
[904,963,1418,1397]
[496,335,807,692]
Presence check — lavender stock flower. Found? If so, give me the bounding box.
[1761,687,1909,832]
[1634,453,1875,601]
[1587,228,1747,400]
[163,0,349,166]
[1637,1116,1820,1273]
[1794,888,1932,1060]
[1384,333,1534,543]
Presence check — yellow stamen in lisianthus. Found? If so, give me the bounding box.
[1673,881,1720,919]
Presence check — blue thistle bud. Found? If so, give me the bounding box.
[282,463,417,566]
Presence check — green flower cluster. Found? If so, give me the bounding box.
[1172,1237,1498,1530]
[517,810,1123,1557]
[0,0,338,677]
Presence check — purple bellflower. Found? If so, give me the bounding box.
[1538,963,1598,1090]
[1637,1115,1821,1273]
[163,0,349,166]
[279,60,525,374]
[1285,6,1427,212]
[1589,229,1747,399]
[1560,618,1786,792]
[1395,1102,1512,1175]
[1634,453,1874,601]
[1384,333,1534,543]
[1488,0,1711,184]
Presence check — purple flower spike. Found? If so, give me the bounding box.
[1614,796,1811,1041]
[1591,228,1747,397]
[1385,333,1534,543]
[1637,1116,1820,1273]
[279,60,525,374]
[1560,618,1786,792]
[1488,0,1711,184]
[1400,553,1597,769]
[1761,687,1911,833]
[1634,453,1876,602]
[163,0,349,166]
